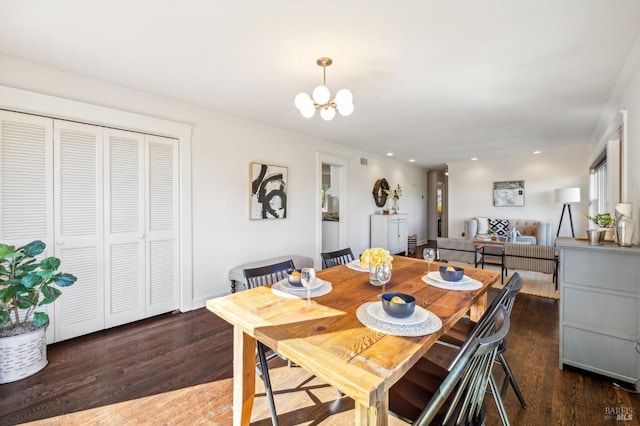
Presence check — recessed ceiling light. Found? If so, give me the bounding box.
[386,152,394,156]
[532,150,542,154]
[471,157,478,161]
[409,158,415,162]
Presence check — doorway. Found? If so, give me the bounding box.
[316,153,349,268]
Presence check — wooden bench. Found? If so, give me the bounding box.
[228,255,314,292]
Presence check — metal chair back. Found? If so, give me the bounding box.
[447,272,522,370]
[415,306,510,426]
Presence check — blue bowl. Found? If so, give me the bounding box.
[287,269,302,286]
[381,293,416,318]
[439,265,464,282]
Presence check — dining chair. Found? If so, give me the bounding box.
[244,259,295,290]
[437,272,526,425]
[321,247,355,268]
[389,305,511,425]
[242,259,295,426]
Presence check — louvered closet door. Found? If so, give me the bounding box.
[145,134,179,316]
[0,111,53,247]
[104,129,146,328]
[53,120,104,341]
[0,111,56,342]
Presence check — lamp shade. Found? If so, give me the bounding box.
[555,188,581,203]
[615,202,633,218]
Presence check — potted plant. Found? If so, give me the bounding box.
[0,240,77,383]
[584,213,614,244]
[585,212,614,229]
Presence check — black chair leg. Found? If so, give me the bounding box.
[257,341,279,426]
[498,352,527,408]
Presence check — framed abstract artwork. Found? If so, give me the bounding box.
[493,180,524,207]
[250,162,288,219]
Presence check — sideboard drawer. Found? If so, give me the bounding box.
[563,249,640,294]
[563,286,638,337]
[562,326,638,381]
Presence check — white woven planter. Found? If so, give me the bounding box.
[0,326,48,384]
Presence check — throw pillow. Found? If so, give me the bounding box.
[489,218,509,237]
[476,217,490,235]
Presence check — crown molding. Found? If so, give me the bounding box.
[589,35,640,147]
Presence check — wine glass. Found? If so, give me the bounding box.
[301,267,316,306]
[375,264,392,297]
[423,248,435,274]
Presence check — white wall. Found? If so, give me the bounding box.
[0,56,427,307]
[447,150,589,239]
[590,39,640,244]
[622,70,640,242]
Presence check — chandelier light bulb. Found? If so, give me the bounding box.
[312,85,330,105]
[334,88,353,105]
[337,102,354,116]
[320,106,336,121]
[294,92,313,111]
[300,105,316,118]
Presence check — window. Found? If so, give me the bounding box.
[589,149,607,217]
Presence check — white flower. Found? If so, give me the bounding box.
[384,184,402,200]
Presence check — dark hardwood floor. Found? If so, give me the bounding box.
[0,310,233,425]
[2,244,638,425]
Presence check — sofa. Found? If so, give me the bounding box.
[437,217,554,267]
[465,217,554,246]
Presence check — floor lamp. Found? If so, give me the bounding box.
[555,188,581,238]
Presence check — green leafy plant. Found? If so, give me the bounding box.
[0,240,77,337]
[584,212,614,228]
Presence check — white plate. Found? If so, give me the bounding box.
[278,277,324,290]
[427,271,471,284]
[347,259,369,272]
[367,302,429,325]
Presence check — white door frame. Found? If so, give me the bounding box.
[316,152,349,269]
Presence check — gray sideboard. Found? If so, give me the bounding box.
[556,237,640,390]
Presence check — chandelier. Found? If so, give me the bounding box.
[294,57,354,121]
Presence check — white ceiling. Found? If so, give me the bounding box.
[1,1,640,168]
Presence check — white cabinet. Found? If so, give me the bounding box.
[370,214,408,255]
[0,111,179,343]
[556,238,640,390]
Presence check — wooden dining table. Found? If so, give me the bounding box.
[206,256,499,425]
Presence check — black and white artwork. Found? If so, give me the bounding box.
[250,163,287,219]
[493,180,524,207]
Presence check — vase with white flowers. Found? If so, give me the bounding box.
[385,184,402,214]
